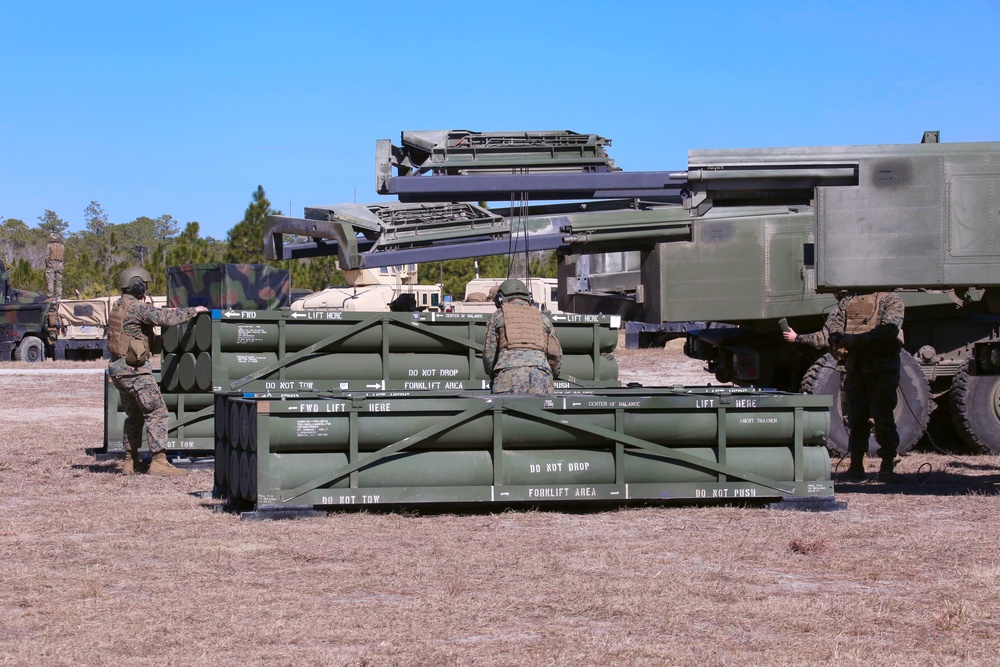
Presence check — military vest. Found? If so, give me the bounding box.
[835,292,902,362]
[47,243,65,262]
[108,298,150,367]
[844,293,880,335]
[498,302,546,352]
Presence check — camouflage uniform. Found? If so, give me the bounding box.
[483,297,562,396]
[45,239,64,301]
[797,292,905,465]
[108,294,201,455]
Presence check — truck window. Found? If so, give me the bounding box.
[73,305,94,317]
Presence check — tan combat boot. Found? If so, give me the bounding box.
[148,452,188,477]
[121,448,144,475]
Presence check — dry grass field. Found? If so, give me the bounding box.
[1,344,999,666]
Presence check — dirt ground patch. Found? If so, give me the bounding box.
[1,348,999,666]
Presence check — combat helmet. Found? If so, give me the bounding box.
[495,279,531,304]
[120,266,152,292]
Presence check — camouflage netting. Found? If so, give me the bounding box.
[166,263,291,311]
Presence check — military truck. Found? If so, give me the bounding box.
[0,259,56,362]
[53,295,167,360]
[0,258,176,362]
[291,264,442,313]
[52,297,109,359]
[444,277,560,314]
[263,129,1000,455]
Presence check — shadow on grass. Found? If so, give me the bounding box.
[835,467,1000,496]
[209,497,852,521]
[72,461,121,475]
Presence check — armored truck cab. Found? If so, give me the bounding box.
[674,135,1000,454]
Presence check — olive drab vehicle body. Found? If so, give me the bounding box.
[0,260,54,362]
[264,129,1000,455]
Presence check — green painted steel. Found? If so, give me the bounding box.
[271,132,1000,455]
[244,446,830,490]
[161,310,214,395]
[214,351,615,385]
[194,350,212,391]
[163,312,213,354]
[161,351,212,392]
[377,130,617,195]
[215,388,833,508]
[161,353,180,392]
[103,308,622,453]
[684,140,1000,290]
[211,310,621,393]
[259,397,828,451]
[214,312,617,354]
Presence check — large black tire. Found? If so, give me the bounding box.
[950,358,1000,454]
[13,337,44,363]
[800,351,931,456]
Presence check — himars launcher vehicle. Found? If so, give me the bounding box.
[266,130,1000,456]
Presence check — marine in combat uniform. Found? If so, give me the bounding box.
[45,233,65,301]
[108,266,207,476]
[482,279,562,396]
[784,291,905,481]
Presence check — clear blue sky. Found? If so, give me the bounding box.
[2,1,997,241]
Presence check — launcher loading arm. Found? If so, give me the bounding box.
[264,200,697,269]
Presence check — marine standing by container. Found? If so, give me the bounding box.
[783,291,905,481]
[482,279,562,396]
[108,267,208,476]
[45,233,64,300]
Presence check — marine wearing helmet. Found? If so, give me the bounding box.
[482,278,562,396]
[494,279,531,305]
[120,266,153,296]
[107,266,208,477]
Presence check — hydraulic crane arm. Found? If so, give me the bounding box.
[269,130,1000,291]
[266,200,700,269]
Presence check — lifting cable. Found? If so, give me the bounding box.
[505,168,532,290]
